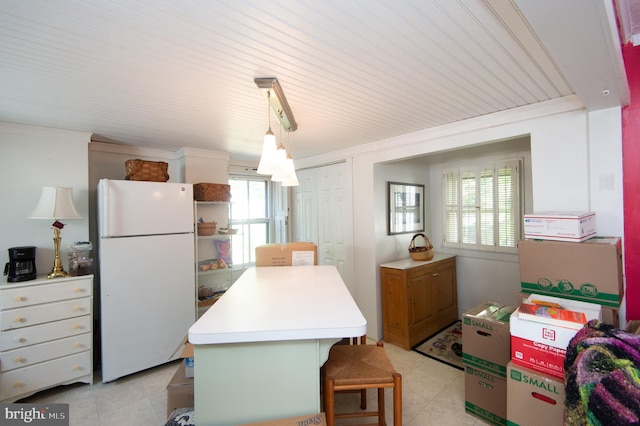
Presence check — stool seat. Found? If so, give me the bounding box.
[325,345,395,386]
[323,342,402,426]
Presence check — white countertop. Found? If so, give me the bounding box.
[188,265,367,345]
[379,253,456,269]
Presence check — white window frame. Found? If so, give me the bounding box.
[442,158,522,253]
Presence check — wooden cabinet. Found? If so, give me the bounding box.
[380,255,457,350]
[0,275,93,402]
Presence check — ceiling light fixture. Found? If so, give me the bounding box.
[254,77,297,132]
[254,77,299,186]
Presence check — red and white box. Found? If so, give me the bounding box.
[509,295,601,378]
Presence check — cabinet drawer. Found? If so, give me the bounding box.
[1,298,91,331]
[0,333,92,372]
[0,316,92,351]
[0,277,92,309]
[0,352,92,401]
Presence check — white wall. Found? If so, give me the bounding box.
[0,123,91,276]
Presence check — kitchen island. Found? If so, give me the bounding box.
[188,265,367,425]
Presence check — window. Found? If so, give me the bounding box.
[229,177,270,265]
[442,159,521,253]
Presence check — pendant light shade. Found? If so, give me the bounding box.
[280,156,300,187]
[256,127,279,175]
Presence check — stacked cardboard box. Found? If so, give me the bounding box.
[509,294,601,379]
[462,302,515,426]
[507,235,622,425]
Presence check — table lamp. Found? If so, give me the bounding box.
[29,187,82,279]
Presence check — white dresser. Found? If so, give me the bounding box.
[0,275,93,402]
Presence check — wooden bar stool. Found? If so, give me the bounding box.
[323,341,402,426]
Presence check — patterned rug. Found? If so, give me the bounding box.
[412,321,463,370]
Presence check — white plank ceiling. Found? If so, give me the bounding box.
[0,0,633,161]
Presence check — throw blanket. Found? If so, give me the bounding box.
[564,320,640,425]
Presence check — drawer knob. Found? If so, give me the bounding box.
[13,295,25,302]
[73,324,83,330]
[72,365,83,371]
[74,342,84,348]
[13,381,24,388]
[13,337,25,343]
[432,273,439,277]
[73,306,83,312]
[13,356,26,363]
[73,287,85,293]
[12,316,25,323]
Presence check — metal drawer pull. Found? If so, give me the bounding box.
[13,357,26,363]
[72,365,83,371]
[13,381,24,388]
[13,337,25,343]
[73,306,83,312]
[74,342,84,348]
[432,273,439,277]
[14,295,25,302]
[73,287,85,293]
[12,316,25,323]
[73,324,83,330]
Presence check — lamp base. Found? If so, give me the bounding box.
[48,268,68,279]
[47,227,68,279]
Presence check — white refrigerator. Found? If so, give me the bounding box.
[98,179,195,382]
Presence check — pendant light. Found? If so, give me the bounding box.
[256,90,280,175]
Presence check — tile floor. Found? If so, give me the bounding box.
[18,342,485,425]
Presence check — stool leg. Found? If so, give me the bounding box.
[360,388,367,410]
[378,388,385,426]
[324,376,335,426]
[392,373,402,426]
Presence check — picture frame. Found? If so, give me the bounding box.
[388,182,425,235]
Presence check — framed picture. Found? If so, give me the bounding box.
[388,182,425,235]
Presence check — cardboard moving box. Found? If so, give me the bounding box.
[509,296,601,378]
[506,361,565,426]
[166,363,194,417]
[518,237,623,307]
[523,211,596,242]
[465,365,508,426]
[255,242,318,267]
[462,302,515,377]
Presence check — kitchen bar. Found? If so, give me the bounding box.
[188,265,367,425]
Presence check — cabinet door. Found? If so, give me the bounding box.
[408,267,437,343]
[435,259,458,325]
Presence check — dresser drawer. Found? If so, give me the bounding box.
[0,333,91,372]
[0,315,92,351]
[0,351,92,401]
[0,297,91,331]
[0,277,92,309]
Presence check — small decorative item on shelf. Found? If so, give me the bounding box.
[197,218,217,236]
[217,227,237,235]
[193,183,231,201]
[124,159,169,182]
[408,233,434,261]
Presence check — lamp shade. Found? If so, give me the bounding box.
[29,187,81,220]
[256,129,279,175]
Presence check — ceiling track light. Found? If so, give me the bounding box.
[254,77,297,132]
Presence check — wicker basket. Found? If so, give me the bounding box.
[194,183,231,201]
[197,221,217,236]
[408,233,434,261]
[124,159,169,182]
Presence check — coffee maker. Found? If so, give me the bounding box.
[4,246,37,282]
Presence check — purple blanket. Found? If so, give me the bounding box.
[564,320,640,425]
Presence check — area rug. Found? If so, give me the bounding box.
[412,321,463,370]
